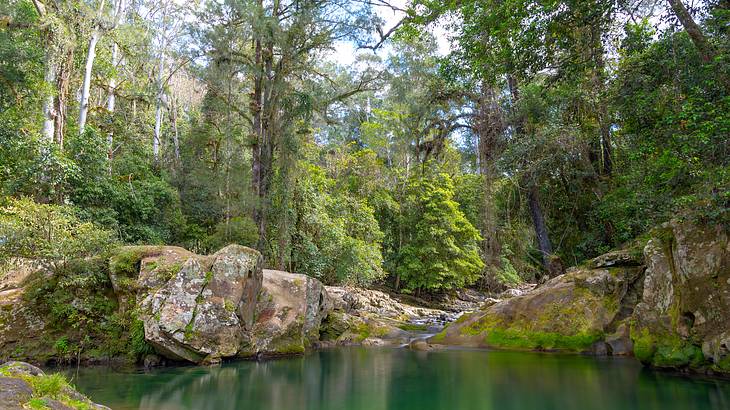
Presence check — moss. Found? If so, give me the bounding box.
[26,398,48,409]
[429,331,446,343]
[184,321,196,340]
[713,356,730,373]
[631,328,656,363]
[459,308,602,352]
[484,328,603,351]
[0,370,98,409]
[631,325,704,368]
[205,270,214,284]
[224,299,236,313]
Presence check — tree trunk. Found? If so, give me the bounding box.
[107,42,118,174]
[78,29,100,134]
[42,60,55,142]
[508,74,561,277]
[667,0,715,62]
[527,185,553,272]
[592,26,613,177]
[251,24,265,252]
[153,4,168,163]
[169,96,180,164]
[54,48,73,150]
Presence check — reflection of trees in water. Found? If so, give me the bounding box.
[131,349,396,410]
[71,349,730,410]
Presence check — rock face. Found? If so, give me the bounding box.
[240,270,332,356]
[631,221,730,374]
[430,262,644,352]
[111,246,339,363]
[431,219,730,376]
[0,361,109,409]
[132,245,263,364]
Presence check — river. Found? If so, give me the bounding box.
[67,347,730,410]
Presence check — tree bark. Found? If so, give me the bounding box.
[79,29,101,134]
[153,4,168,163]
[42,60,55,142]
[527,185,554,273]
[107,42,118,174]
[667,0,715,62]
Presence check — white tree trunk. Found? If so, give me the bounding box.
[78,29,101,134]
[107,42,119,173]
[42,61,56,142]
[153,54,165,162]
[79,0,126,135]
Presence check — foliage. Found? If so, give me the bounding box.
[0,198,115,269]
[395,170,484,292]
[290,163,385,286]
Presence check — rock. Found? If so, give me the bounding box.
[606,323,633,356]
[240,270,332,356]
[319,311,411,347]
[138,244,263,364]
[430,264,645,353]
[0,258,41,291]
[0,377,32,409]
[498,288,525,299]
[590,250,643,269]
[143,354,162,369]
[0,361,110,409]
[1,360,44,376]
[409,339,432,351]
[325,286,450,322]
[631,221,730,374]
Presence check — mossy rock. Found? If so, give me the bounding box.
[430,265,643,353]
[0,361,109,409]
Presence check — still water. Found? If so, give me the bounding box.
[68,347,730,410]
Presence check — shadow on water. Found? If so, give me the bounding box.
[67,348,730,410]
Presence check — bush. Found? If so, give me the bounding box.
[0,197,116,271]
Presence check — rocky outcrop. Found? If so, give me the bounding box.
[430,261,644,353]
[0,361,109,409]
[431,219,730,376]
[319,286,457,347]
[631,221,729,374]
[132,245,263,364]
[109,246,343,363]
[240,270,332,356]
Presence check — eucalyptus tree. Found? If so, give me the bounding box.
[78,0,126,135]
[194,0,382,254]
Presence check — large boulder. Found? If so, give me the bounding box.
[240,270,332,356]
[631,220,730,374]
[130,245,263,364]
[430,262,645,353]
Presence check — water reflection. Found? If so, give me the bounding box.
[69,348,730,410]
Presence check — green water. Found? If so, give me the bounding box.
[68,348,730,410]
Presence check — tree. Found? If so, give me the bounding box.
[395,170,484,294]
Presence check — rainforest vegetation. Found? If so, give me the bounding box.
[0,0,728,296]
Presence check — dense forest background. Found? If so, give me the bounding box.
[0,0,728,295]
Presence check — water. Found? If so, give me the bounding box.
[67,348,730,410]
